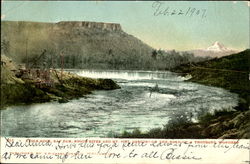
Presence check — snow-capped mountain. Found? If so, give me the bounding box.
[189,41,239,58]
[206,41,230,52]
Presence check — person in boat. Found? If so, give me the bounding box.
[152,83,159,92]
[149,83,160,97]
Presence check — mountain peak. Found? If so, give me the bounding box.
[213,41,222,46]
[206,41,229,52]
[189,41,239,58]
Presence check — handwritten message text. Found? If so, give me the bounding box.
[1,138,249,163]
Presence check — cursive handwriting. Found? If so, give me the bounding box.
[5,137,52,148]
[1,138,249,163]
[160,148,202,160]
[152,1,207,19]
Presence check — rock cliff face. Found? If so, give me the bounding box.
[1,21,153,69]
[55,21,122,31]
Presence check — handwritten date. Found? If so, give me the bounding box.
[152,1,207,19]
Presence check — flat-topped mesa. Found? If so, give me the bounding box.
[56,21,122,31]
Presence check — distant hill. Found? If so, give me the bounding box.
[188,41,239,58]
[174,49,250,110]
[1,21,214,70]
[1,21,154,69]
[183,49,249,72]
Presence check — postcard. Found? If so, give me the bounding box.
[1,1,249,163]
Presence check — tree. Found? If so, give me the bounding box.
[151,50,157,60]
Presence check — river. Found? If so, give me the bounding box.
[1,70,238,138]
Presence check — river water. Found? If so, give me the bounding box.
[1,70,238,138]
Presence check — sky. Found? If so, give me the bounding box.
[1,1,249,51]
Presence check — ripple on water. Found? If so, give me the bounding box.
[1,70,238,137]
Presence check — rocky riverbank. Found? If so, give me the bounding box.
[1,55,120,109]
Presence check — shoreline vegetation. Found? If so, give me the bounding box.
[118,49,250,139]
[0,55,120,109]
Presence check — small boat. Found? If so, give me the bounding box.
[151,83,159,92]
[149,83,160,97]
